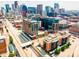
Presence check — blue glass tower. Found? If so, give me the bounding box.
[54,3,59,15]
[54,3,59,9]
[5,4,10,13]
[14,1,18,8]
[45,6,54,17]
[27,7,36,14]
[20,5,27,17]
[12,4,15,11]
[37,4,43,15]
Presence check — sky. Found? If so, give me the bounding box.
[0,0,79,11]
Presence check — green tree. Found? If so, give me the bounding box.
[54,48,61,55]
[65,44,69,49]
[8,52,15,57]
[66,42,71,48]
[9,35,13,44]
[61,45,65,51]
[67,42,71,46]
[61,42,71,51]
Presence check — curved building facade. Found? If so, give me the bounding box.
[20,5,27,17]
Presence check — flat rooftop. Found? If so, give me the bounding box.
[0,36,5,40]
[44,34,59,43]
[44,32,69,43]
[24,19,38,23]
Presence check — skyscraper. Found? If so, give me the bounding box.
[20,5,27,17]
[27,7,36,14]
[14,1,18,9]
[23,19,39,36]
[12,4,15,11]
[54,3,59,15]
[45,6,54,17]
[37,4,43,15]
[1,7,4,15]
[45,6,51,13]
[13,1,20,15]
[54,3,59,9]
[5,4,10,13]
[59,8,65,14]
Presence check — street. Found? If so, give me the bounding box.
[58,35,79,57]
[4,19,43,57]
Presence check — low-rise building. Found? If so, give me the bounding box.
[42,32,69,52]
[59,20,69,30]
[42,34,58,52]
[57,32,69,45]
[69,22,79,37]
[0,36,6,54]
[13,20,22,29]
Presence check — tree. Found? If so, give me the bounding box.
[54,48,61,55]
[61,42,71,51]
[6,28,8,32]
[66,42,71,48]
[61,45,65,51]
[8,52,15,57]
[9,35,13,44]
[67,42,71,46]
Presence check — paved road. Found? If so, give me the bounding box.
[58,35,79,57]
[4,19,42,57]
[73,38,79,57]
[58,43,76,57]
[4,19,28,57]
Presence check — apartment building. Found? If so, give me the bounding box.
[0,36,6,54]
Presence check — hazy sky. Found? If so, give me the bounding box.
[0,0,79,10]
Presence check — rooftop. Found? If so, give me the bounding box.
[24,18,41,25]
[44,32,69,43]
[14,20,22,23]
[75,22,79,28]
[0,36,5,40]
[59,20,68,24]
[44,34,58,43]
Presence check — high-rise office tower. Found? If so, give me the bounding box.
[5,4,10,13]
[1,7,4,15]
[20,5,27,17]
[54,3,59,15]
[12,4,15,11]
[12,1,18,11]
[45,6,54,17]
[37,4,43,15]
[22,19,39,36]
[45,6,51,13]
[59,8,65,14]
[14,1,20,15]
[27,7,36,14]
[14,1,18,9]
[54,3,59,9]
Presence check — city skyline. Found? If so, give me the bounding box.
[0,0,79,58]
[0,1,79,11]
